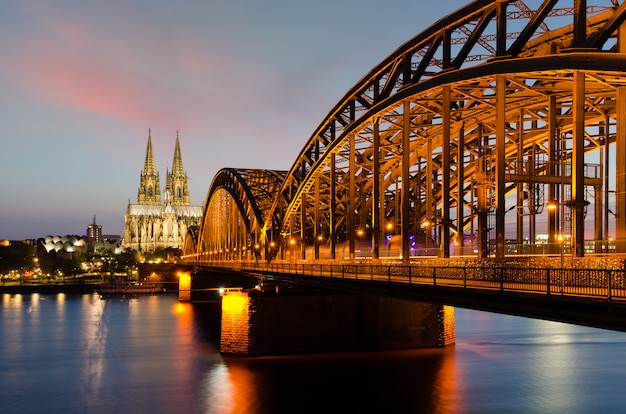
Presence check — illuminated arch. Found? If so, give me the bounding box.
[188,1,626,262]
[264,1,626,259]
[197,168,287,260]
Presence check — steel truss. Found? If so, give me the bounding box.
[188,0,626,261]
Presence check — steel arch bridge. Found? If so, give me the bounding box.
[186,0,626,263]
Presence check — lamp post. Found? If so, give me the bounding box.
[422,219,433,255]
[289,238,296,261]
[385,222,394,258]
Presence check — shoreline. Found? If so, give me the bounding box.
[0,282,180,294]
[0,283,100,294]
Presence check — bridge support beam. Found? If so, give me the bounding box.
[442,86,451,258]
[548,95,558,252]
[572,70,585,257]
[372,118,381,259]
[220,291,455,356]
[402,101,411,260]
[495,75,506,259]
[349,134,356,260]
[330,154,337,259]
[616,87,626,245]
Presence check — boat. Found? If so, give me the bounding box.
[98,277,165,295]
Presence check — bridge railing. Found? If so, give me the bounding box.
[196,260,626,303]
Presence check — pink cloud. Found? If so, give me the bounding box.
[5,45,173,122]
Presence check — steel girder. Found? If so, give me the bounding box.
[189,1,626,261]
[264,0,626,260]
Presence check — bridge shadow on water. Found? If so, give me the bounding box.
[218,345,458,413]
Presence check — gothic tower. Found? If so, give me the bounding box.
[137,129,161,205]
[165,131,190,206]
[124,129,202,252]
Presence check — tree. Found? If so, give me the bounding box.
[0,243,36,274]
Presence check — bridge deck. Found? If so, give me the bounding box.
[185,258,626,332]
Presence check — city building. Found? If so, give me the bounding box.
[86,215,102,243]
[123,130,203,252]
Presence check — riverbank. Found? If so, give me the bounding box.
[0,283,100,294]
[0,281,180,294]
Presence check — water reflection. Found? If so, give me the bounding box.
[215,347,461,414]
[201,362,237,413]
[1,294,626,414]
[80,295,107,412]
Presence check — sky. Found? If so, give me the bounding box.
[0,0,469,240]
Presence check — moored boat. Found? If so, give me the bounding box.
[98,277,165,295]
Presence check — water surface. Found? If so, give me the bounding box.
[1,292,624,413]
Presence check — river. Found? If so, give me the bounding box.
[1,292,624,413]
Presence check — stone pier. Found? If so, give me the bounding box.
[220,290,455,356]
[177,269,259,302]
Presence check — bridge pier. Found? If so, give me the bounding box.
[220,290,455,356]
[177,269,259,302]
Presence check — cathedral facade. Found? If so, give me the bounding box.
[123,131,203,252]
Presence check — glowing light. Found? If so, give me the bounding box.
[356,229,364,237]
[171,302,190,315]
[221,293,249,321]
[178,272,191,301]
[220,291,251,355]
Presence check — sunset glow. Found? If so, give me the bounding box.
[0,1,467,239]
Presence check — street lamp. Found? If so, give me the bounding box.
[422,218,433,253]
[547,199,558,211]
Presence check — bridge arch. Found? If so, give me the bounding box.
[262,0,626,261]
[193,168,287,260]
[184,1,626,262]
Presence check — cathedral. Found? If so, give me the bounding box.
[123,130,203,252]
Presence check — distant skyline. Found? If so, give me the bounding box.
[0,0,468,240]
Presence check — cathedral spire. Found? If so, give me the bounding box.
[137,128,161,205]
[172,131,185,177]
[143,128,157,176]
[166,131,190,205]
